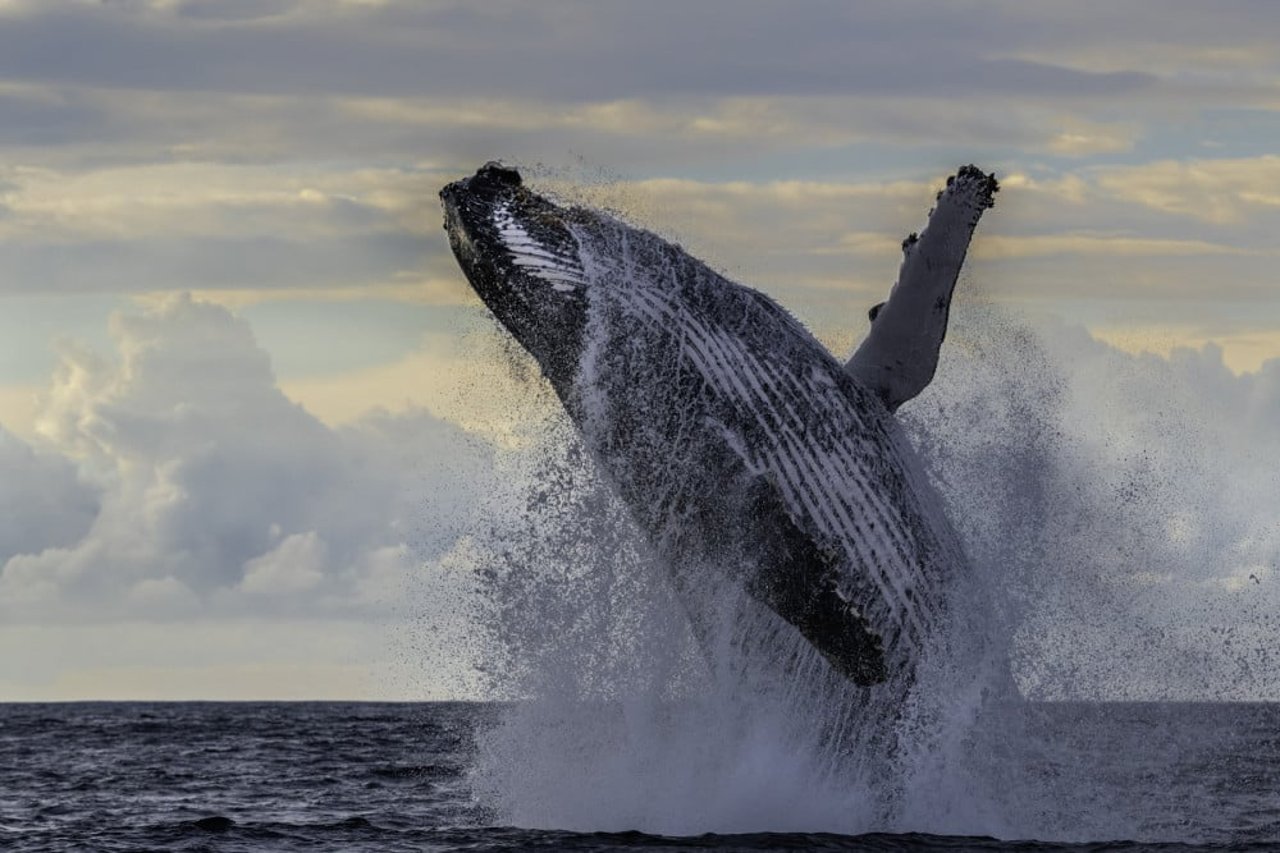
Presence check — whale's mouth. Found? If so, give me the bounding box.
[440,163,520,273]
[440,162,593,390]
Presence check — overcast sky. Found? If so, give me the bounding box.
[2,0,1279,700]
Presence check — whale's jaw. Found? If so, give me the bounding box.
[440,162,590,393]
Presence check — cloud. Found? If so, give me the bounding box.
[1092,325,1280,374]
[0,385,41,438]
[4,157,1276,409]
[11,159,1278,385]
[0,425,97,563]
[0,294,494,624]
[0,619,399,701]
[0,1,1220,181]
[240,531,328,595]
[0,0,1270,188]
[279,317,565,450]
[972,234,1247,261]
[0,2,1155,101]
[982,1,1280,84]
[0,86,107,147]
[0,232,432,295]
[0,161,446,295]
[1093,155,1280,224]
[0,161,437,240]
[0,82,1152,185]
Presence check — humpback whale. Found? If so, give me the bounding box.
[440,163,997,693]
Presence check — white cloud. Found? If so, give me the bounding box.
[281,325,563,445]
[1093,155,1280,223]
[240,531,328,595]
[0,294,494,625]
[126,574,199,612]
[0,425,97,563]
[0,386,40,439]
[0,161,439,241]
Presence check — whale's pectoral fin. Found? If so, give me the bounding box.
[845,165,998,412]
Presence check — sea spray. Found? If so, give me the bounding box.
[462,397,1002,835]
[898,304,1280,840]
[438,162,1280,841]
[466,412,852,831]
[451,304,1280,842]
[908,305,1280,703]
[446,198,1007,833]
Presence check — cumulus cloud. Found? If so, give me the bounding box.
[240,531,328,595]
[0,294,494,624]
[0,425,97,563]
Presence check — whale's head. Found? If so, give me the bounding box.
[440,162,591,391]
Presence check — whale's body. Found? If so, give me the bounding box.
[441,164,995,693]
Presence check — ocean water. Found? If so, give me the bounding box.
[3,700,1279,851]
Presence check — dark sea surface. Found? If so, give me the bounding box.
[2,701,1279,852]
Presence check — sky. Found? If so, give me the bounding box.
[2,0,1280,701]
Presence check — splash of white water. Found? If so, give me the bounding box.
[444,302,1279,842]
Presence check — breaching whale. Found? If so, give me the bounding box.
[440,163,997,691]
